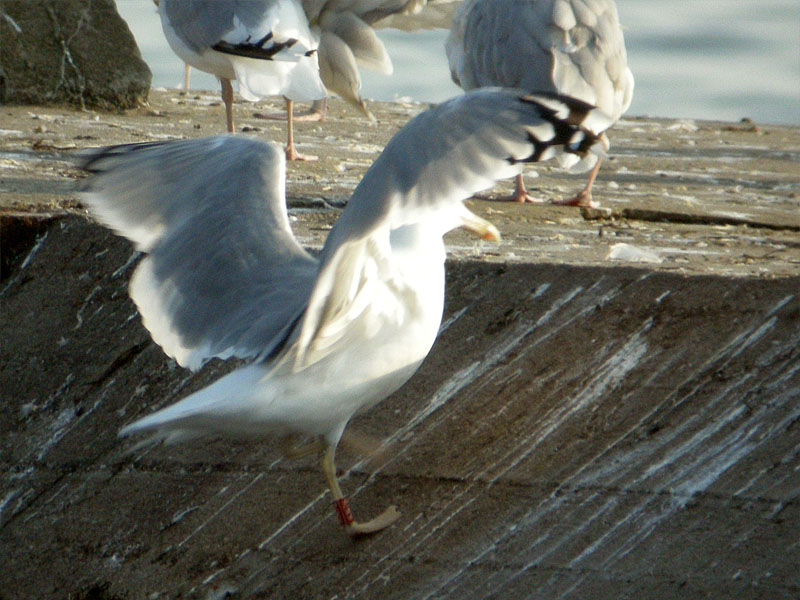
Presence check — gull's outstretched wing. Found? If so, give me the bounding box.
[80,136,318,371]
[294,89,613,367]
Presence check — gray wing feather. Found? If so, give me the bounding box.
[80,136,318,370]
[295,89,612,365]
[462,0,557,92]
[325,89,611,247]
[163,0,284,51]
[162,0,237,51]
[374,0,461,31]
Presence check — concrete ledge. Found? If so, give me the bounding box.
[2,91,798,277]
[1,92,799,599]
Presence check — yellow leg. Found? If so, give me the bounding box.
[322,443,400,537]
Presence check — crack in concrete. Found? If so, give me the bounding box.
[583,206,800,232]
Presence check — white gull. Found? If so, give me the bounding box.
[79,88,612,536]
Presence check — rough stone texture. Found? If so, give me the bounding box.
[2,217,799,600]
[0,92,799,599]
[0,0,150,109]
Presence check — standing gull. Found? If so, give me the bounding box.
[446,0,634,205]
[158,0,326,160]
[79,89,612,536]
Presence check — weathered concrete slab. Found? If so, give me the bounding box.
[1,91,798,277]
[1,92,799,599]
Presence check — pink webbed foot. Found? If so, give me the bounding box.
[552,188,599,208]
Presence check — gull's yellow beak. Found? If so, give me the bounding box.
[459,206,501,242]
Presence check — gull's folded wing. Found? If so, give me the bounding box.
[80,136,318,371]
[448,0,634,120]
[162,0,326,102]
[164,0,312,59]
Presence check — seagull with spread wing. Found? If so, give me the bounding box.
[79,89,611,536]
[446,0,634,205]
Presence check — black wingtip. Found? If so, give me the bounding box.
[508,92,608,165]
[520,92,596,126]
[212,34,299,61]
[77,140,170,173]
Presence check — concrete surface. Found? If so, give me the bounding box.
[1,91,799,599]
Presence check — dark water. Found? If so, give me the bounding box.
[117,0,799,125]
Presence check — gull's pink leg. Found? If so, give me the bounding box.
[220,78,235,133]
[293,98,327,122]
[553,158,602,208]
[254,97,327,123]
[284,99,318,162]
[511,173,546,204]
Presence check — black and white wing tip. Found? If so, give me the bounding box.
[515,92,614,172]
[212,33,308,61]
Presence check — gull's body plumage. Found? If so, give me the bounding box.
[80,88,612,535]
[160,0,324,102]
[446,0,633,204]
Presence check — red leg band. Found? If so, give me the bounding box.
[334,497,355,526]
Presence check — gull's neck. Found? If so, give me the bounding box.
[388,222,447,325]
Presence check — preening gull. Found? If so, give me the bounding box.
[297,0,460,122]
[158,0,326,159]
[79,89,612,536]
[446,0,634,205]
